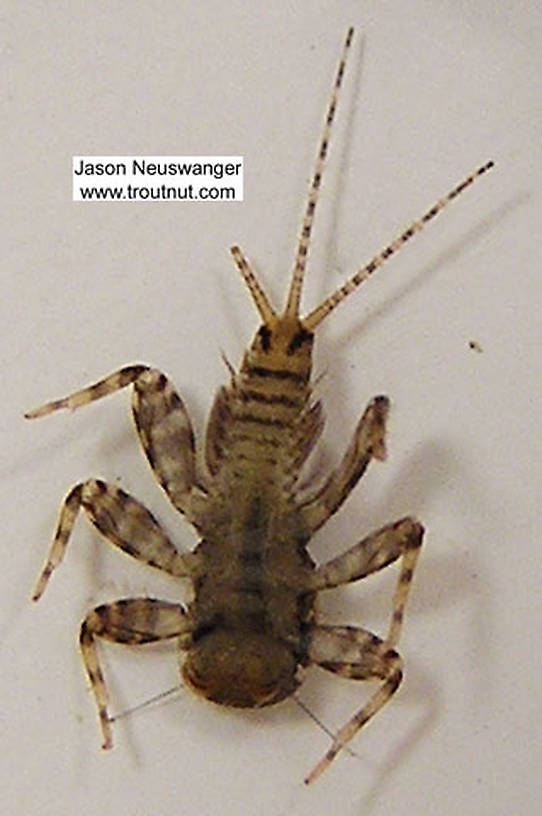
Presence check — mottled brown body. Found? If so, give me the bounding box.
[27,29,493,783]
[184,318,318,707]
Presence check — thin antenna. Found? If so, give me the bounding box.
[284,27,355,319]
[109,685,183,722]
[303,159,495,330]
[293,695,358,758]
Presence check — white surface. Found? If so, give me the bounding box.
[3,2,541,815]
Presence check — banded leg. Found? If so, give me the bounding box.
[80,597,191,748]
[32,479,199,601]
[310,517,424,648]
[25,364,203,519]
[299,396,389,534]
[25,364,150,418]
[305,625,403,784]
[131,368,201,517]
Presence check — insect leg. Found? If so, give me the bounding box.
[298,395,389,533]
[131,368,203,518]
[25,364,150,418]
[305,624,403,784]
[80,597,191,748]
[32,480,198,601]
[25,365,203,520]
[310,517,424,647]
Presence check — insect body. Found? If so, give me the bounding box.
[27,29,493,783]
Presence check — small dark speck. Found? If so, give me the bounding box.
[468,340,483,353]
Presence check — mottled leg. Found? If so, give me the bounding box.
[310,517,424,647]
[25,365,150,418]
[305,625,403,784]
[298,396,389,534]
[80,598,191,748]
[25,364,203,519]
[32,479,198,601]
[131,368,202,517]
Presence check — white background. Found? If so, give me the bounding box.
[3,2,541,814]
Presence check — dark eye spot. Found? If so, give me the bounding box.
[257,325,272,351]
[287,329,313,355]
